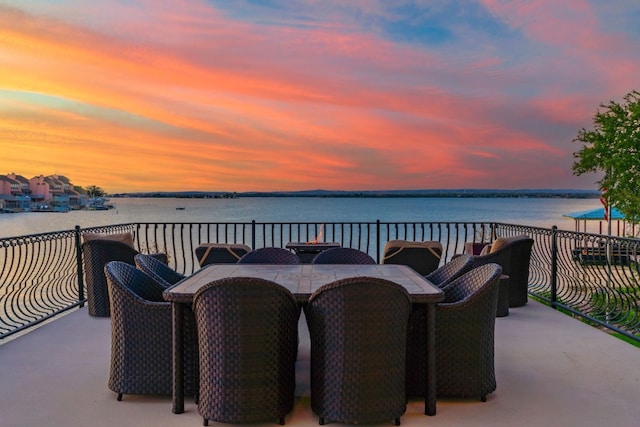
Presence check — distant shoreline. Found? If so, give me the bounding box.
[110,189,600,199]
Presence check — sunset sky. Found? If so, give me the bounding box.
[1,1,639,193]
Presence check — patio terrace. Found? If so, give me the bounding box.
[1,299,639,427]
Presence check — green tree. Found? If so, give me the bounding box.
[572,90,640,223]
[85,185,105,198]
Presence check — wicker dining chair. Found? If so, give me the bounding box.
[435,263,503,401]
[83,239,139,317]
[305,277,412,425]
[193,277,299,425]
[470,235,534,307]
[406,253,476,397]
[310,247,376,264]
[195,243,252,267]
[134,253,185,288]
[237,247,301,264]
[104,261,198,401]
[381,240,443,275]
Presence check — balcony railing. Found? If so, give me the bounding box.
[1,221,639,343]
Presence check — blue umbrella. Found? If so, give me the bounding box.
[563,207,625,220]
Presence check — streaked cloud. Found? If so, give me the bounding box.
[1,0,638,192]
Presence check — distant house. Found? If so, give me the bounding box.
[0,174,31,211]
[42,175,75,211]
[29,175,52,203]
[52,175,82,209]
[0,175,12,194]
[44,175,64,197]
[7,173,31,196]
[0,174,20,196]
[1,173,86,211]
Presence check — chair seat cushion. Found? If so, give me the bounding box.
[487,234,530,254]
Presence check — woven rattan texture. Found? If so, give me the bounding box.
[193,277,300,424]
[436,263,502,400]
[105,261,198,399]
[471,238,534,307]
[134,254,185,288]
[310,247,376,264]
[426,254,475,289]
[305,277,411,425]
[406,253,476,397]
[83,240,140,317]
[195,243,252,266]
[237,247,301,264]
[382,240,443,275]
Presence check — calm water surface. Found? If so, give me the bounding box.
[0,197,601,239]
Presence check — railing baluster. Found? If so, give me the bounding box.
[551,226,558,307]
[75,226,84,307]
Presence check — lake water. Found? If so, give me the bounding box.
[0,197,604,239]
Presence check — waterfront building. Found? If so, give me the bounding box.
[0,173,85,211]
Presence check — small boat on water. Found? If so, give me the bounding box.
[176,206,186,210]
[87,197,115,211]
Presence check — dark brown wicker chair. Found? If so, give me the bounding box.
[310,247,376,264]
[104,261,197,401]
[134,253,185,288]
[237,247,301,264]
[470,235,534,307]
[193,277,299,425]
[82,239,166,317]
[382,240,443,275]
[305,277,412,425]
[406,253,476,397]
[435,263,503,401]
[195,243,252,267]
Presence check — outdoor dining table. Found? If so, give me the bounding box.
[163,263,445,416]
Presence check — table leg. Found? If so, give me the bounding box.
[425,303,437,416]
[172,302,184,414]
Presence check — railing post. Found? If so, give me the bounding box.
[75,225,85,308]
[376,220,381,263]
[550,225,558,308]
[251,220,256,249]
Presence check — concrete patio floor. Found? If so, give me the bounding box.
[1,300,639,427]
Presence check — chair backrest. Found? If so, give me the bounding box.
[305,277,411,424]
[426,253,475,288]
[104,261,167,303]
[195,243,252,266]
[441,263,503,304]
[311,247,376,264]
[82,239,141,317]
[381,240,443,275]
[193,277,299,424]
[472,236,534,307]
[134,253,185,288]
[237,247,301,264]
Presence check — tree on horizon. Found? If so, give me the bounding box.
[572,89,640,225]
[85,185,106,198]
